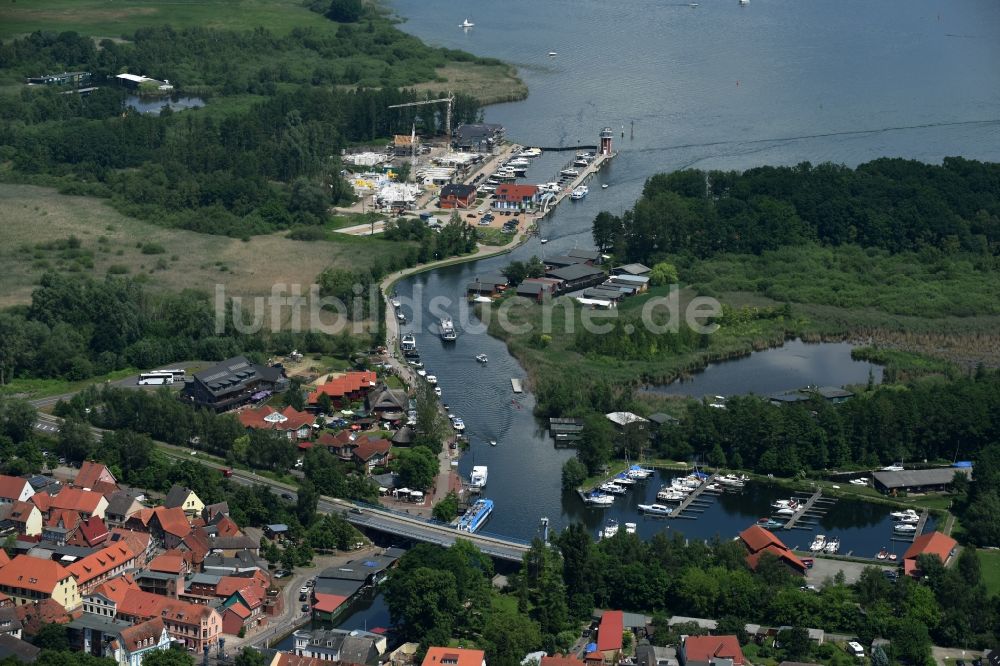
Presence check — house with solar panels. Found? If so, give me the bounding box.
[181,356,289,412]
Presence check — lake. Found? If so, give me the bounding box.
[385,0,998,543]
[124,94,205,115]
[648,339,883,398]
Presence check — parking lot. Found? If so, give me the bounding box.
[805,555,892,585]
[462,209,526,231]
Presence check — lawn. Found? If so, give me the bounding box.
[0,0,333,39]
[0,183,403,308]
[978,549,1000,596]
[0,367,139,400]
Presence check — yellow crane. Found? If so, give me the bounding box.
[387,93,456,145]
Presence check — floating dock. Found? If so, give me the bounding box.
[783,489,824,530]
[537,150,615,218]
[669,473,719,519]
[511,378,523,393]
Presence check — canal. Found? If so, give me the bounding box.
[384,0,998,547]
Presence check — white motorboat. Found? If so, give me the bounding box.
[601,519,620,539]
[439,318,457,342]
[408,359,423,368]
[890,509,919,520]
[460,18,474,28]
[601,183,609,189]
[539,239,549,244]
[717,473,748,487]
[538,182,561,193]
[774,507,796,516]
[570,185,589,200]
[401,333,416,351]
[629,465,655,478]
[572,158,589,168]
[810,535,827,551]
[470,465,488,488]
[600,483,627,495]
[689,2,699,6]
[451,417,465,431]
[489,440,497,447]
[559,168,579,178]
[638,503,673,516]
[585,492,615,506]
[657,489,686,502]
[475,353,488,364]
[893,523,917,533]
[519,147,543,158]
[613,474,636,486]
[897,514,920,524]
[824,537,841,554]
[881,463,904,472]
[396,311,407,322]
[624,522,637,535]
[416,369,427,377]
[433,386,442,397]
[507,158,531,168]
[390,297,401,308]
[739,0,748,5]
[850,478,868,486]
[547,51,557,57]
[425,375,438,385]
[876,548,889,560]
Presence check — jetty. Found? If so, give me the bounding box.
[511,378,523,393]
[538,150,614,217]
[669,473,720,519]
[912,509,929,536]
[783,489,826,530]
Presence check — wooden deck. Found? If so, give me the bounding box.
[783,489,824,530]
[668,473,720,519]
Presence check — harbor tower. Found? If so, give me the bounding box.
[599,127,613,155]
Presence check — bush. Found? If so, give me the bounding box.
[141,242,166,255]
[107,264,129,274]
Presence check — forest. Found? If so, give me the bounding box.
[385,527,999,666]
[0,272,375,384]
[593,158,1000,262]
[0,28,485,236]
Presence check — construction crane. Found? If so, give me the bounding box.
[387,93,455,146]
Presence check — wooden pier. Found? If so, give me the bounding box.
[669,473,719,519]
[510,378,523,394]
[537,151,615,218]
[783,489,824,530]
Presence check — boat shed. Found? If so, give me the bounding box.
[768,391,812,406]
[608,274,650,293]
[582,287,626,303]
[545,264,606,292]
[549,417,585,444]
[545,255,585,269]
[612,263,652,277]
[872,467,970,494]
[467,274,508,297]
[807,386,854,403]
[566,248,603,264]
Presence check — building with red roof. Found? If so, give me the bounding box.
[34,488,108,520]
[738,525,806,575]
[14,598,72,635]
[73,462,117,491]
[0,501,42,537]
[116,589,222,653]
[111,617,171,665]
[0,476,34,505]
[150,506,191,548]
[422,647,486,666]
[0,555,81,610]
[238,405,315,440]
[0,551,9,569]
[903,531,958,577]
[680,635,745,666]
[67,542,137,596]
[68,516,109,548]
[542,655,586,666]
[83,574,140,618]
[307,371,378,408]
[351,437,392,472]
[596,610,624,664]
[493,184,540,211]
[222,602,252,636]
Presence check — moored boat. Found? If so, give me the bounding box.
[475,353,488,363]
[774,507,795,516]
[470,465,488,488]
[457,498,493,533]
[601,519,619,539]
[439,318,457,342]
[584,492,615,506]
[624,522,637,534]
[638,503,673,516]
[600,482,627,495]
[824,537,840,554]
[893,523,917,533]
[570,185,589,200]
[876,548,889,560]
[810,534,827,552]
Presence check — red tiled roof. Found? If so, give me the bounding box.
[238,405,315,432]
[74,462,117,490]
[5,501,38,525]
[43,488,106,515]
[77,516,109,547]
[215,576,265,599]
[903,531,957,575]
[226,602,251,619]
[120,617,165,652]
[495,184,539,199]
[422,647,485,666]
[15,598,70,634]
[148,553,185,575]
[542,655,586,666]
[153,506,191,539]
[597,610,623,652]
[67,542,135,586]
[212,516,241,537]
[274,655,327,666]
[683,635,745,666]
[28,492,51,513]
[739,525,786,554]
[746,545,807,573]
[307,371,377,403]
[179,528,211,563]
[352,437,391,462]
[45,509,81,531]
[0,556,74,594]
[111,529,152,558]
[118,589,215,624]
[92,574,139,605]
[311,593,348,614]
[0,551,9,568]
[0,475,30,501]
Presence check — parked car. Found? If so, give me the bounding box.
[220,468,233,478]
[299,592,308,602]
[301,604,311,613]
[274,570,290,579]
[280,492,294,500]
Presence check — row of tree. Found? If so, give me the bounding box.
[593,158,1000,263]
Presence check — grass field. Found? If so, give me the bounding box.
[0,183,403,308]
[978,549,1000,596]
[410,62,528,105]
[0,0,333,40]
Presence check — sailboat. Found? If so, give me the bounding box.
[460,18,475,28]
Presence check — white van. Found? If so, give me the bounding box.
[846,641,865,659]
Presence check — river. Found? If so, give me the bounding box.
[385,0,999,544]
